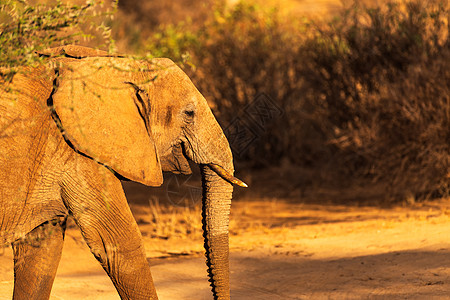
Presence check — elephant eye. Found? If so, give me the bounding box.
[184,110,195,117]
[183,104,196,123]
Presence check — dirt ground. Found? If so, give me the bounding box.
[0,178,450,299]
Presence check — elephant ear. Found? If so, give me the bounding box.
[51,57,163,186]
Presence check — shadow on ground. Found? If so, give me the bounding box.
[230,249,450,299]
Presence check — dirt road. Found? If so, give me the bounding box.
[1,182,449,299]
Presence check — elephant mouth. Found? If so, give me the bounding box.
[159,143,192,175]
[161,140,248,188]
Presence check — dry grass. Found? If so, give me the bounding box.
[144,197,203,240]
[142,197,266,240]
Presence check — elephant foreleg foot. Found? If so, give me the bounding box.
[12,217,66,300]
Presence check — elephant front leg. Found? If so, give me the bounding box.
[78,219,158,300]
[61,162,158,300]
[12,218,66,300]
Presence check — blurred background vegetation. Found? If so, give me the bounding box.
[1,0,449,203]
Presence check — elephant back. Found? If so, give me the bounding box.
[36,45,122,59]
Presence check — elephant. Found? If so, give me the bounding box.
[0,45,246,299]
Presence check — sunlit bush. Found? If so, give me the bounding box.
[0,0,116,72]
[144,0,449,200]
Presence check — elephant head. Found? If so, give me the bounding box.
[42,46,246,299]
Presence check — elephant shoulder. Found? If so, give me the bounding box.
[0,66,54,133]
[1,67,53,108]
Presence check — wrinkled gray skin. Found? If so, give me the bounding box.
[0,46,236,299]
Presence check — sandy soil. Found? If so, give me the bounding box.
[1,179,450,299]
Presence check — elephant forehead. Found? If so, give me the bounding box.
[150,73,201,107]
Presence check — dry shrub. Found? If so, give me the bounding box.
[0,0,116,69]
[331,50,449,200]
[143,0,449,201]
[382,55,449,199]
[299,0,449,199]
[117,0,218,30]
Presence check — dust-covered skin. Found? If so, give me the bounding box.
[0,45,242,299]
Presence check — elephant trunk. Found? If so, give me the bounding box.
[200,164,233,300]
[183,95,246,299]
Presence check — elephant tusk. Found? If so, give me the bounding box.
[208,163,248,188]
